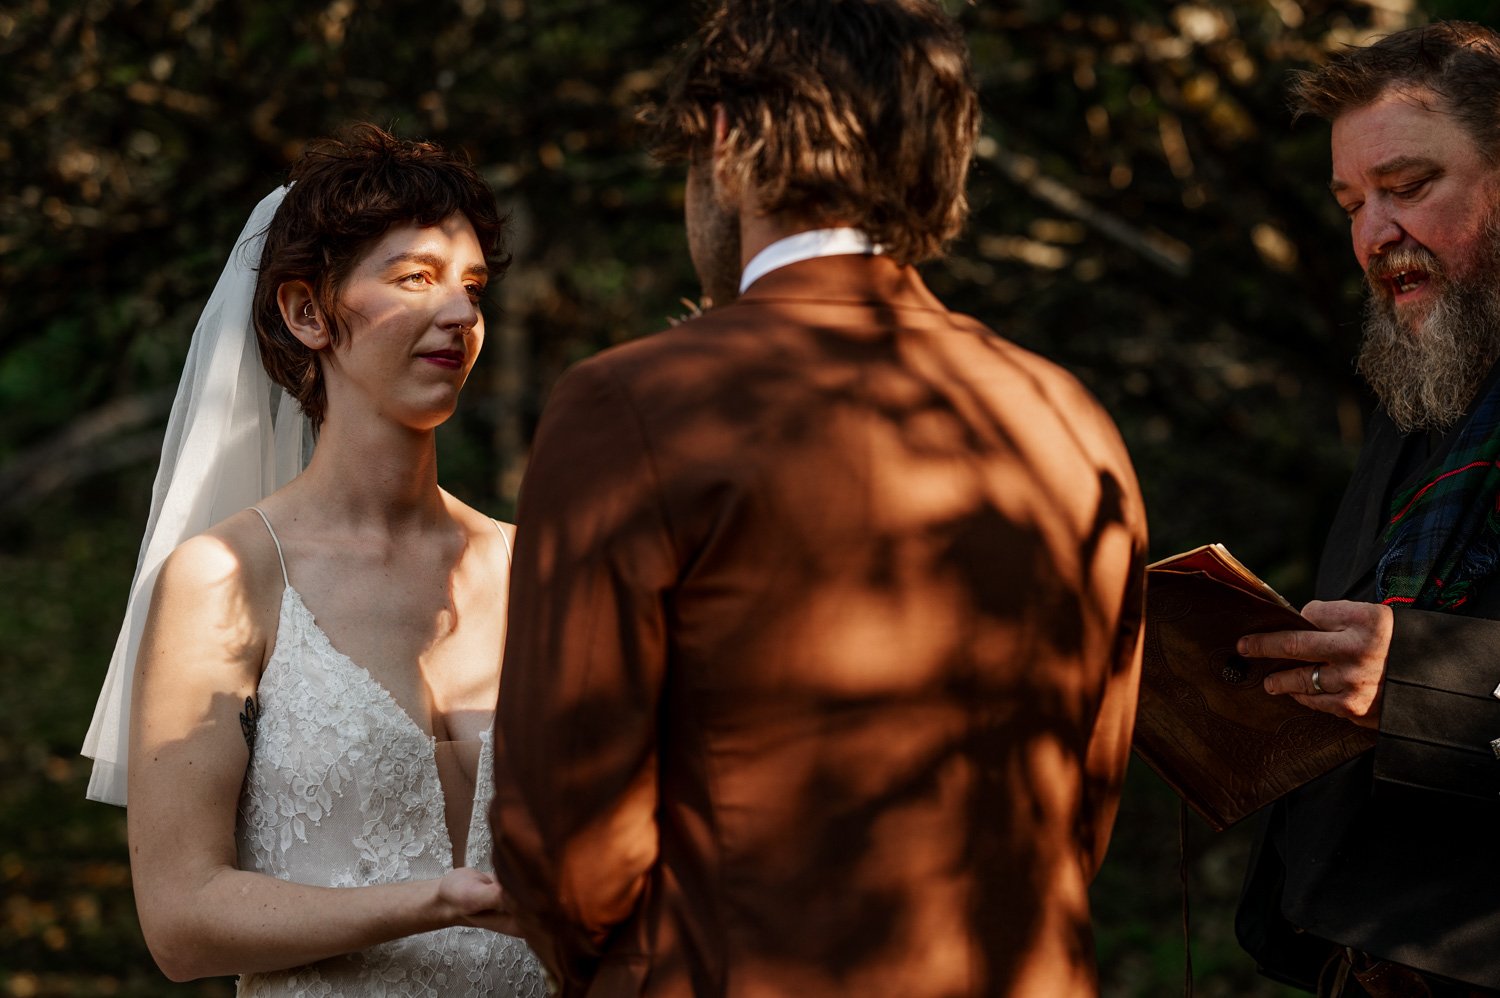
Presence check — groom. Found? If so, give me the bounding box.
[490,1,1148,994]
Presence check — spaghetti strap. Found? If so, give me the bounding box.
[492,519,513,566]
[249,506,290,588]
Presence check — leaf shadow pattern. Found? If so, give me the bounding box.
[498,275,1146,996]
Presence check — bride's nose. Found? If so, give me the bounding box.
[438,284,481,332]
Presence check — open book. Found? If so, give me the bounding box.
[1133,544,1377,830]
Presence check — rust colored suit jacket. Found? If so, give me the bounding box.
[491,255,1148,997]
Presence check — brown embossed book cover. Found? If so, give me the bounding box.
[1134,544,1377,831]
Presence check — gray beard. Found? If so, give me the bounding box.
[1357,265,1500,434]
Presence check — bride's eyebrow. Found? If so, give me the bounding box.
[381,252,489,280]
[382,251,446,269]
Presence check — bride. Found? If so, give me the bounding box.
[81,125,546,996]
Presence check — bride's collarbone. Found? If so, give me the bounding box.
[277,552,504,740]
[286,527,501,627]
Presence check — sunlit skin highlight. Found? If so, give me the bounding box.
[312,215,490,435]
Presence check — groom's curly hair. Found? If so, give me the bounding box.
[642,0,979,266]
[252,124,507,428]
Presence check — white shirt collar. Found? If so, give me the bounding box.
[738,228,883,294]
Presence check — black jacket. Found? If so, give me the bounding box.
[1236,405,1500,991]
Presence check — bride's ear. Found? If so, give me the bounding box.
[278,281,328,349]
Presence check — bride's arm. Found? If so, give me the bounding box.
[127,530,510,983]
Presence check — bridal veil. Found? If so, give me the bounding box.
[82,186,311,806]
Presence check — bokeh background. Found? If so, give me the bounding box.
[2,0,1488,994]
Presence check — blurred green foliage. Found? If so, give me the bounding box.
[0,0,1477,994]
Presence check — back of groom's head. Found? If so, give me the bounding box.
[646,0,980,266]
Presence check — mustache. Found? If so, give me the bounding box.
[1365,245,1444,288]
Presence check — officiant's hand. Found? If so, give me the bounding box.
[437,868,523,936]
[1238,599,1393,730]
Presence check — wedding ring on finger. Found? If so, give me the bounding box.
[1311,665,1324,694]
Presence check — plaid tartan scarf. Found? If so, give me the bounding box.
[1377,373,1500,610]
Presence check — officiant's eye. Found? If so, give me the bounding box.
[401,271,433,287]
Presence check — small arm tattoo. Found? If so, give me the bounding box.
[239,695,259,752]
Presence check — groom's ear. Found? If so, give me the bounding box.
[708,104,744,209]
[278,281,328,349]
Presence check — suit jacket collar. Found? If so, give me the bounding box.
[1318,412,1405,601]
[736,253,950,314]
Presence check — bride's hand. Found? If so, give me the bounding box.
[437,868,522,936]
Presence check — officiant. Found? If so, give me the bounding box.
[1233,21,1500,998]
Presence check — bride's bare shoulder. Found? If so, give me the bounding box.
[153,508,287,617]
[443,492,516,566]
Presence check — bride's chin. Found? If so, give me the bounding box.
[400,400,464,434]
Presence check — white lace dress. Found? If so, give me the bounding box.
[234,514,547,997]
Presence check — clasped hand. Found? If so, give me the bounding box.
[439,868,522,936]
[1236,599,1393,730]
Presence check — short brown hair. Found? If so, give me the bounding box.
[645,0,979,266]
[1289,21,1500,161]
[252,124,506,427]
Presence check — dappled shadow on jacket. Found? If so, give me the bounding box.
[492,255,1147,997]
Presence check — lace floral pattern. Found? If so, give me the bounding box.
[235,588,547,998]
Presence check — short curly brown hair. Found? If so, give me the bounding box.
[251,124,507,427]
[1289,21,1500,162]
[644,0,979,266]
